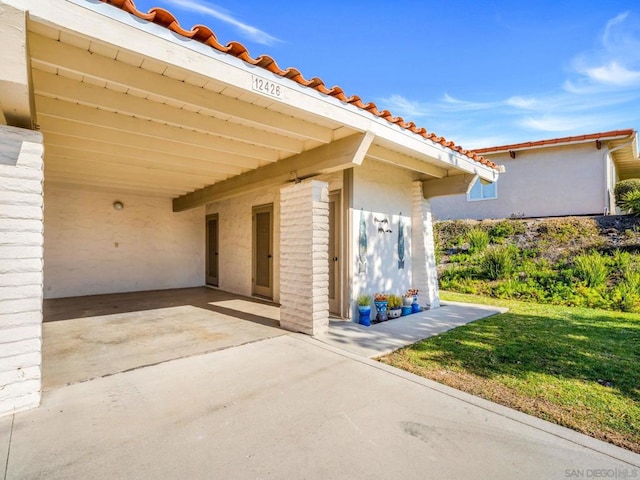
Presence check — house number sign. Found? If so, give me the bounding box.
[251,75,283,99]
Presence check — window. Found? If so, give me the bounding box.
[467,178,497,201]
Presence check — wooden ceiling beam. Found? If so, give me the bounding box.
[38,116,263,171]
[43,133,243,177]
[422,174,478,198]
[30,33,333,143]
[366,144,447,178]
[35,96,279,162]
[32,70,304,153]
[173,132,374,212]
[45,151,221,188]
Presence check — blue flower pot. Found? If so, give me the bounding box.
[374,300,388,322]
[358,306,371,326]
[412,303,421,313]
[401,306,412,316]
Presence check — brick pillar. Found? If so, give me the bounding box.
[411,181,440,309]
[0,125,44,416]
[279,180,329,335]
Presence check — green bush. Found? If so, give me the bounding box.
[573,252,609,287]
[480,245,516,280]
[618,190,640,216]
[614,179,640,207]
[467,228,490,253]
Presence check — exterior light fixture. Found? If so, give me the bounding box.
[113,201,124,210]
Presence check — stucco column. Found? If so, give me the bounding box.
[279,180,330,335]
[0,124,44,416]
[411,181,440,309]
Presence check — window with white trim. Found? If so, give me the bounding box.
[467,178,497,201]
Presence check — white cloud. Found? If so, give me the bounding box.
[162,0,280,45]
[378,94,431,118]
[602,11,630,48]
[506,96,538,109]
[569,11,640,90]
[583,61,640,86]
[519,115,601,132]
[441,93,500,111]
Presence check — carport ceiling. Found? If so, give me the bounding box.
[28,21,347,198]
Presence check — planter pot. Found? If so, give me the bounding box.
[388,308,402,319]
[374,300,388,322]
[358,306,371,326]
[401,306,412,316]
[411,303,421,313]
[402,297,413,307]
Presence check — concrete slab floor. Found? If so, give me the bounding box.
[0,415,12,479]
[5,335,639,480]
[320,301,508,358]
[43,288,284,390]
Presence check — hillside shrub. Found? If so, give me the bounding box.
[573,252,608,287]
[614,179,640,207]
[467,228,490,253]
[480,245,516,280]
[436,216,640,312]
[618,190,640,216]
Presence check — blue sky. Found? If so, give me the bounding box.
[129,0,640,149]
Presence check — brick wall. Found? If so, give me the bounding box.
[279,180,329,335]
[0,125,44,415]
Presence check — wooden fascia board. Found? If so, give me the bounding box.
[422,174,478,199]
[173,132,374,212]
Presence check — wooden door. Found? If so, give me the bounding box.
[328,191,341,314]
[252,204,273,298]
[206,214,219,286]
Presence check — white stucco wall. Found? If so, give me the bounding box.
[351,160,417,318]
[430,143,606,220]
[0,125,44,416]
[204,173,343,304]
[205,187,281,302]
[44,183,205,298]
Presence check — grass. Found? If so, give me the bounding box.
[379,291,640,453]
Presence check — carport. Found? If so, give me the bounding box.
[0,0,500,417]
[42,287,283,390]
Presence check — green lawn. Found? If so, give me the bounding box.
[379,291,640,453]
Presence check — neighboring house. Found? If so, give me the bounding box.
[431,130,639,220]
[0,0,500,415]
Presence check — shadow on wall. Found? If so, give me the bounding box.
[355,209,413,302]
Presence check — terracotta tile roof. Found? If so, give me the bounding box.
[474,129,636,155]
[99,0,497,170]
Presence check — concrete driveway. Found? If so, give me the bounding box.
[3,333,638,479]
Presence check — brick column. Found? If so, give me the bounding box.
[279,181,329,335]
[411,181,440,309]
[0,125,44,416]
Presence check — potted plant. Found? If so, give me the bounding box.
[357,294,372,326]
[407,288,420,313]
[387,294,402,319]
[402,293,413,306]
[401,294,413,316]
[373,292,389,323]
